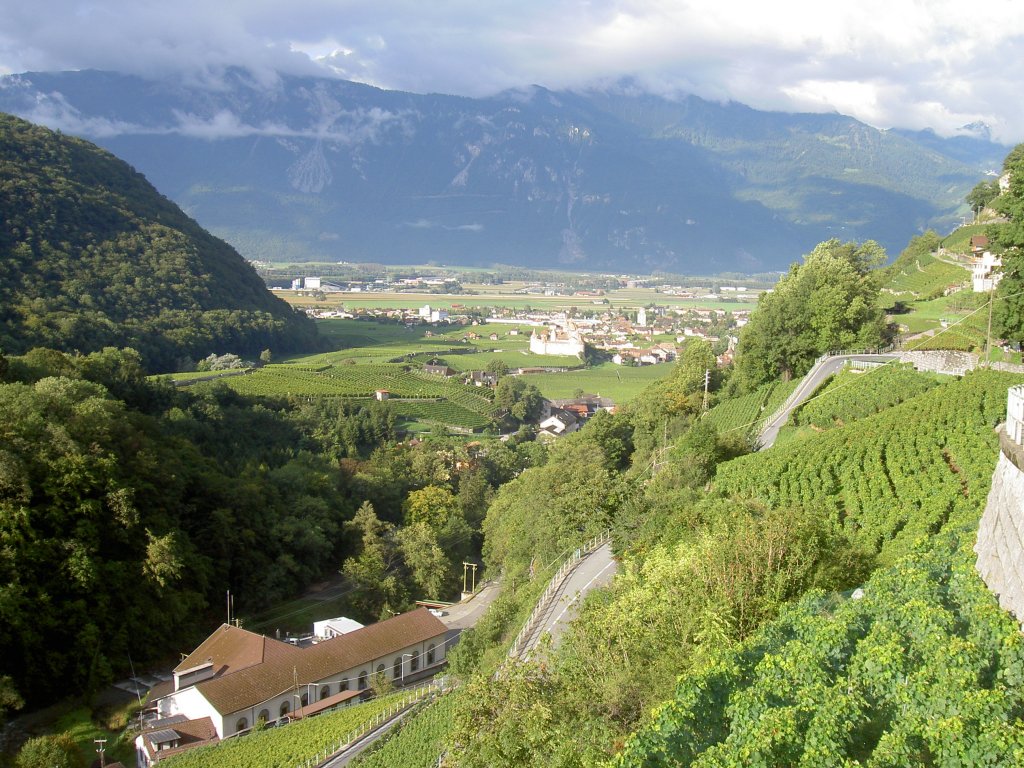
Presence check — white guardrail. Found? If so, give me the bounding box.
[754,348,896,438]
[296,678,449,768]
[507,530,611,659]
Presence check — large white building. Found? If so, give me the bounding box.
[529,324,585,357]
[138,609,448,764]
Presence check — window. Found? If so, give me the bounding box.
[235,717,248,733]
[393,657,402,679]
[340,678,349,692]
[376,663,385,676]
[427,644,436,665]
[300,693,309,707]
[410,649,420,672]
[358,671,368,690]
[320,685,331,700]
[258,709,270,725]
[279,701,290,718]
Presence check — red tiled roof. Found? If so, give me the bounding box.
[139,716,219,763]
[195,609,447,716]
[174,624,298,678]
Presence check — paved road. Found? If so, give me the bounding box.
[441,580,501,631]
[519,542,618,658]
[758,354,898,450]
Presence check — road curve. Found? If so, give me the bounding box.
[757,354,898,450]
[519,542,618,658]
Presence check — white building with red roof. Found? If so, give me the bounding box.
[142,608,448,758]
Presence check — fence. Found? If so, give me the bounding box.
[291,678,449,768]
[507,529,611,660]
[754,348,898,440]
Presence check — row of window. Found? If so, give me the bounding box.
[238,645,439,731]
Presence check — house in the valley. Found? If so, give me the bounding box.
[423,363,457,377]
[139,609,448,763]
[467,370,499,388]
[538,408,579,438]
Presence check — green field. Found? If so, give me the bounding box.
[187,318,679,428]
[524,362,674,402]
[274,288,758,313]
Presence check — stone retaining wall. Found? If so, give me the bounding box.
[975,386,1024,626]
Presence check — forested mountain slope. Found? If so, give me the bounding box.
[0,113,317,372]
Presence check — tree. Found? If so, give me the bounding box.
[966,179,1000,219]
[397,522,452,598]
[486,359,510,377]
[494,376,544,424]
[15,733,86,768]
[0,675,22,724]
[341,502,407,620]
[735,239,887,389]
[403,485,458,529]
[992,147,1024,342]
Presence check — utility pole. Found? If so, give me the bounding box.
[986,281,995,368]
[462,562,478,595]
[94,739,107,768]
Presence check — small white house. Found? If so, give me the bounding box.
[313,616,364,641]
[973,252,1003,293]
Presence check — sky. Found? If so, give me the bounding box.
[2,0,1024,142]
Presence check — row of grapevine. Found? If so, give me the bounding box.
[161,693,405,768]
[389,400,492,429]
[790,363,940,429]
[220,364,495,414]
[703,380,798,436]
[353,691,459,767]
[616,531,1024,766]
[715,369,1021,566]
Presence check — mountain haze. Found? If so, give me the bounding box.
[0,69,1008,272]
[0,112,317,371]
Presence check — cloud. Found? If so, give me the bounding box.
[2,1,1024,141]
[402,219,484,232]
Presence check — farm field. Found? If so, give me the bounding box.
[272,288,758,313]
[524,362,675,402]
[182,318,678,431]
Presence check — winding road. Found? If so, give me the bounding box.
[757,354,898,449]
[518,542,619,658]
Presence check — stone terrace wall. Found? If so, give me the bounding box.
[975,386,1024,625]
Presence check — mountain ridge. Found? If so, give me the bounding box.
[0,112,318,371]
[0,69,1009,272]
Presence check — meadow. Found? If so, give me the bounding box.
[178,318,678,431]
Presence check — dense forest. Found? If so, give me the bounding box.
[0,346,544,713]
[0,113,317,372]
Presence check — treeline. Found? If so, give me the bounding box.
[0,346,542,711]
[0,113,318,372]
